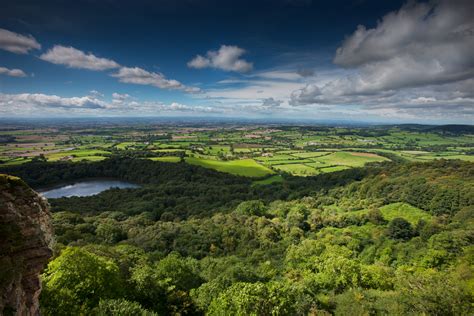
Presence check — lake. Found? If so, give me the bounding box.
[38,179,140,198]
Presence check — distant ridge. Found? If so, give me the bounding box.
[390,124,474,134]
[429,124,474,134]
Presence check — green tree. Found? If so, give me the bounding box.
[41,247,123,315]
[130,254,201,314]
[154,252,202,291]
[366,208,387,225]
[396,269,473,315]
[387,218,414,240]
[95,299,157,315]
[235,200,267,216]
[208,282,296,315]
[96,221,126,244]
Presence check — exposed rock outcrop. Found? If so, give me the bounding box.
[0,174,54,316]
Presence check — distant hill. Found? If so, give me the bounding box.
[390,124,474,134]
[429,124,474,134]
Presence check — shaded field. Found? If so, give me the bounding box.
[149,156,182,163]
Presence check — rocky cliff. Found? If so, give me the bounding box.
[0,174,54,316]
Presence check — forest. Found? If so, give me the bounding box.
[2,158,473,315]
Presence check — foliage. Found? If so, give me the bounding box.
[387,218,414,240]
[95,299,157,315]
[6,158,471,315]
[208,282,297,316]
[41,247,123,315]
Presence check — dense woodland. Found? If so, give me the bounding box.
[2,158,473,315]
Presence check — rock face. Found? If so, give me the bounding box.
[0,174,54,316]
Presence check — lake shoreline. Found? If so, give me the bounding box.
[37,178,140,198]
[35,177,137,192]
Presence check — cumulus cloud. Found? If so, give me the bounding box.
[89,90,104,98]
[188,45,253,72]
[261,97,283,107]
[112,92,131,100]
[290,0,474,119]
[40,45,120,71]
[0,92,216,115]
[111,66,201,93]
[38,46,200,93]
[0,93,107,111]
[0,66,27,77]
[0,28,41,54]
[165,102,219,113]
[333,0,473,70]
[110,99,220,114]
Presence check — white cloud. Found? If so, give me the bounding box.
[115,100,221,114]
[0,92,221,116]
[38,46,200,93]
[112,92,131,100]
[167,102,214,113]
[110,92,132,107]
[205,79,303,101]
[0,28,41,54]
[290,0,474,120]
[89,90,104,98]
[183,86,202,94]
[40,45,120,71]
[333,0,473,70]
[0,66,27,77]
[188,45,253,72]
[0,93,108,113]
[252,70,302,81]
[187,55,210,69]
[111,66,182,89]
[111,66,201,93]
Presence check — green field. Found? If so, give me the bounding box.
[149,156,181,163]
[319,165,351,173]
[272,163,319,176]
[290,152,331,158]
[185,157,274,177]
[46,149,111,161]
[0,123,472,177]
[379,202,432,224]
[115,142,140,150]
[313,151,389,167]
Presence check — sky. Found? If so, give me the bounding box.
[0,0,473,123]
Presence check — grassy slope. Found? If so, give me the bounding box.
[185,157,274,178]
[149,156,182,163]
[379,202,432,224]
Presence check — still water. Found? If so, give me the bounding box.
[39,180,140,198]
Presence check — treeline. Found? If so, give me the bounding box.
[1,157,368,219]
[335,159,474,216]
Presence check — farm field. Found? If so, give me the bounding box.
[185,157,273,177]
[149,156,182,163]
[0,121,472,179]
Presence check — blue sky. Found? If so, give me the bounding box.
[0,0,472,123]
